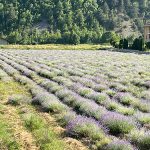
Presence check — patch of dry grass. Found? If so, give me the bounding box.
[0,44,112,50]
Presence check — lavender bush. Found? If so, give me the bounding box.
[100,112,136,134]
[66,115,106,140]
[0,49,150,150]
[104,140,134,150]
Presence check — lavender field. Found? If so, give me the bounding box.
[0,49,150,150]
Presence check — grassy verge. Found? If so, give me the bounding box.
[0,80,30,101]
[0,105,20,150]
[20,108,67,150]
[0,44,112,50]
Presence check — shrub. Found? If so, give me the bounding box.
[32,92,68,113]
[66,116,106,140]
[137,132,150,150]
[127,129,145,144]
[106,101,120,111]
[117,106,135,116]
[137,101,150,113]
[119,39,124,49]
[7,94,31,106]
[145,42,150,49]
[123,38,128,49]
[114,92,138,106]
[104,140,134,150]
[141,90,150,100]
[143,81,150,89]
[102,31,120,44]
[135,112,150,125]
[105,89,116,97]
[94,84,108,92]
[77,99,106,119]
[100,112,136,135]
[79,88,93,97]
[132,37,144,51]
[110,83,127,92]
[23,113,45,131]
[55,89,73,100]
[60,111,77,126]
[80,79,95,88]
[91,93,109,104]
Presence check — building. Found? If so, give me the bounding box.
[144,23,150,42]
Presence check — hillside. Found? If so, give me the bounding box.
[0,0,150,44]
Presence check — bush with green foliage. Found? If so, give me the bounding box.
[100,112,136,135]
[104,140,134,150]
[145,42,150,49]
[137,132,150,150]
[132,37,144,51]
[110,33,120,48]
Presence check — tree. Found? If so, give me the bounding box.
[132,37,144,51]
[0,0,148,45]
[119,39,124,49]
[70,32,80,45]
[123,39,128,49]
[101,31,120,43]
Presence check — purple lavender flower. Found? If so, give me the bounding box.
[143,80,150,89]
[105,140,134,150]
[66,115,106,140]
[137,131,150,150]
[100,112,136,134]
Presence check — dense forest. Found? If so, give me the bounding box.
[0,0,150,44]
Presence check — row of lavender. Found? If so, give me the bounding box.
[0,50,150,150]
[2,51,150,118]
[0,52,148,127]
[0,59,112,149]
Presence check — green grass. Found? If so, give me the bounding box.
[0,81,31,100]
[0,79,73,150]
[0,80,31,149]
[0,105,20,150]
[22,112,67,150]
[0,44,112,50]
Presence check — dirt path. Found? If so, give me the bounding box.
[0,103,39,150]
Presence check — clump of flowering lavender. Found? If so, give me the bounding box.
[32,91,69,113]
[137,101,150,113]
[141,90,150,101]
[60,111,77,126]
[104,140,134,150]
[104,89,116,97]
[143,80,150,89]
[135,112,150,125]
[76,84,93,97]
[91,92,109,104]
[55,87,106,119]
[100,112,136,135]
[110,82,128,92]
[7,94,31,106]
[66,115,106,140]
[104,99,120,111]
[76,78,95,88]
[113,92,138,106]
[94,84,108,92]
[137,131,150,150]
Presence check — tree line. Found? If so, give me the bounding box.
[0,0,150,45]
